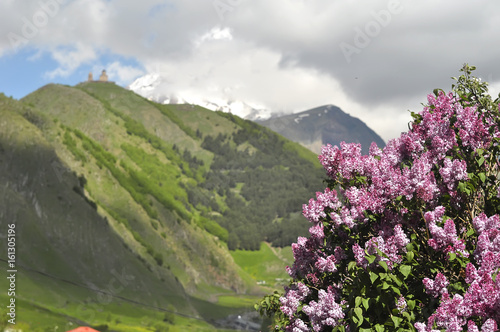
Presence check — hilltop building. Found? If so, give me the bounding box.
[87,70,114,83]
[99,69,108,82]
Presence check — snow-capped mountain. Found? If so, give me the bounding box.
[128,73,386,154]
[257,105,386,154]
[128,73,274,121]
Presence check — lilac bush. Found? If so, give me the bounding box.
[257,65,500,331]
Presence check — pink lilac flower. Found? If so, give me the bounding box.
[424,206,447,224]
[353,243,367,268]
[427,293,470,332]
[423,273,449,298]
[396,296,407,313]
[287,237,320,279]
[283,88,500,331]
[302,286,344,331]
[334,246,347,263]
[393,224,410,248]
[330,206,356,229]
[412,92,458,161]
[465,263,478,284]
[315,255,337,273]
[302,188,341,224]
[308,223,325,241]
[285,318,309,332]
[336,142,364,179]
[280,283,310,319]
[400,131,424,159]
[473,213,500,234]
[480,319,498,332]
[455,104,490,150]
[427,218,469,257]
[420,262,500,330]
[408,152,438,201]
[439,158,468,194]
[414,322,440,332]
[468,320,480,332]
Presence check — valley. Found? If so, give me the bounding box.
[0,82,328,331]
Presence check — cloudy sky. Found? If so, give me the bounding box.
[1,0,500,142]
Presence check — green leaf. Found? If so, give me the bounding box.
[399,265,412,278]
[369,271,379,284]
[406,243,414,251]
[391,316,403,328]
[391,275,403,287]
[348,261,357,272]
[479,172,486,183]
[449,252,457,261]
[362,298,370,310]
[406,251,414,262]
[374,324,385,332]
[366,254,377,264]
[379,260,388,272]
[355,296,362,308]
[407,300,416,310]
[354,307,364,326]
[391,286,401,295]
[403,311,413,321]
[458,181,471,195]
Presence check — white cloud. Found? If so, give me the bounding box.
[45,42,97,78]
[2,0,500,141]
[105,61,145,85]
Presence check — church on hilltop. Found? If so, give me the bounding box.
[87,69,114,83]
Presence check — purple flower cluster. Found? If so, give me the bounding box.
[423,273,449,298]
[396,295,408,314]
[425,207,469,258]
[354,224,410,269]
[417,213,500,331]
[302,188,341,224]
[280,282,310,320]
[302,286,344,331]
[277,87,500,331]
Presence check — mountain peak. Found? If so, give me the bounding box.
[128,73,273,120]
[258,105,385,155]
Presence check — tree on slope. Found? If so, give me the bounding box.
[258,65,500,331]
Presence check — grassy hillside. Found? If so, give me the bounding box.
[0,81,328,330]
[22,84,244,293]
[0,94,202,331]
[23,82,325,251]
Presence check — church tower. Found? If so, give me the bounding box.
[99,70,108,82]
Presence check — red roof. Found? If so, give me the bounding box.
[66,327,100,332]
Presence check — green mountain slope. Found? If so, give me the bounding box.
[22,83,243,293]
[0,94,200,331]
[0,81,327,330]
[23,82,325,251]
